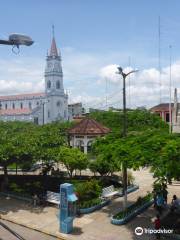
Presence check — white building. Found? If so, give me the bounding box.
[0,33,68,125]
[172,88,180,133]
[68,102,85,118]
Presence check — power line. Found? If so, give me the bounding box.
[83,88,123,109]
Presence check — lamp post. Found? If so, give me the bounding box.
[0,33,34,46]
[0,33,34,53]
[116,66,138,209]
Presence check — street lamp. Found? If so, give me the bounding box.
[116,66,138,209]
[0,33,34,53]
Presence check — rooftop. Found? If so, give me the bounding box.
[49,37,59,57]
[68,118,111,135]
[150,103,174,111]
[0,92,45,101]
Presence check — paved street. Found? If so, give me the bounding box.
[0,168,179,240]
[0,219,57,240]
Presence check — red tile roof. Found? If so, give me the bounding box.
[68,118,111,135]
[0,108,32,116]
[150,103,174,112]
[0,92,45,101]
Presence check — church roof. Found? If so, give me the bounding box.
[0,92,45,101]
[68,118,111,135]
[49,37,59,57]
[0,108,32,116]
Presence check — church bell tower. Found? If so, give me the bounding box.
[45,26,64,95]
[44,26,68,123]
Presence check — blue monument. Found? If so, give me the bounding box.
[60,183,78,234]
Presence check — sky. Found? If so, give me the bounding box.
[1,0,180,109]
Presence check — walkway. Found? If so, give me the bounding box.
[0,169,179,240]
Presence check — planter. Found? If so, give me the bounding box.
[0,191,32,202]
[79,199,110,214]
[111,199,154,225]
[117,184,139,197]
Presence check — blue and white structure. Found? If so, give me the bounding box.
[60,183,77,234]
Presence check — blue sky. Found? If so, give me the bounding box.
[1,0,180,109]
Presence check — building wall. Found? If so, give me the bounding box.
[68,103,84,119]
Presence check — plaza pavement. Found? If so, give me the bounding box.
[0,168,179,240]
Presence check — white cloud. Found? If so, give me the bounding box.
[99,64,119,84]
[98,62,180,109]
[0,58,44,95]
[0,49,179,110]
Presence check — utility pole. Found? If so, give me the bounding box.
[116,66,138,209]
[169,45,172,133]
[158,16,162,103]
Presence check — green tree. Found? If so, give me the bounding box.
[58,147,88,178]
[0,121,37,189]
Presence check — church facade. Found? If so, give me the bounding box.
[0,35,68,125]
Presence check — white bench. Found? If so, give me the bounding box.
[46,191,60,205]
[102,185,119,198]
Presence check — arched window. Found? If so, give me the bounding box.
[56,80,60,89]
[29,102,32,109]
[47,80,51,89]
[48,110,50,118]
[57,101,62,107]
[37,101,39,106]
[13,103,15,109]
[5,103,7,109]
[20,102,23,109]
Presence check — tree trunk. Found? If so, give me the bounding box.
[16,162,18,175]
[1,165,9,191]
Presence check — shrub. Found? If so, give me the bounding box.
[113,193,153,219]
[9,183,23,193]
[79,198,101,209]
[75,179,102,202]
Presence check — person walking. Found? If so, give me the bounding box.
[154,214,161,239]
[156,193,165,215]
[162,184,168,204]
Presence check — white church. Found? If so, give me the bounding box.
[0,33,68,125]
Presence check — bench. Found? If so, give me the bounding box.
[46,191,60,205]
[102,185,119,198]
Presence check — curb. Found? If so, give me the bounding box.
[79,199,110,214]
[111,199,154,225]
[0,214,67,240]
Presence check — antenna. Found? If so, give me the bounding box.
[158,16,162,103]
